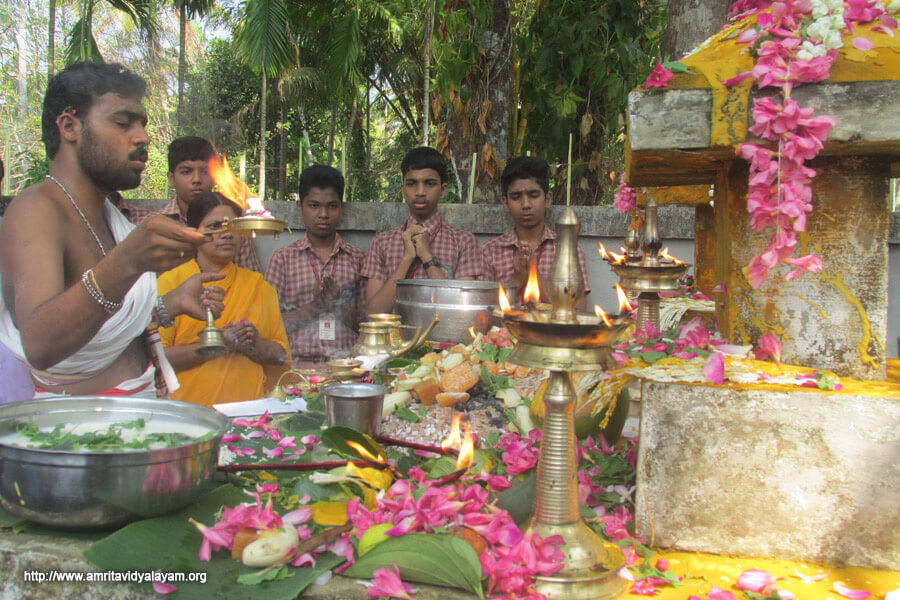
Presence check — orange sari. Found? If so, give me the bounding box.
[157,261,290,406]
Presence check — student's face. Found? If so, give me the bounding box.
[77,93,149,192]
[197,205,239,265]
[300,187,342,240]
[502,177,550,229]
[401,168,446,221]
[167,159,214,208]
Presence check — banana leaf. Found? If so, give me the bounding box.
[83,484,343,600]
[343,532,485,599]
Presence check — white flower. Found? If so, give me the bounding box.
[823,30,844,49]
[806,17,833,42]
[825,0,844,11]
[811,3,829,18]
[888,0,900,13]
[799,40,828,59]
[830,13,846,29]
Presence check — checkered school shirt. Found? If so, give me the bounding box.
[361,212,484,281]
[113,196,154,226]
[480,225,591,300]
[153,199,262,272]
[265,233,366,360]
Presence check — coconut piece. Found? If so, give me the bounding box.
[436,392,470,407]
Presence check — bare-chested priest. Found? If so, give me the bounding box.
[0,61,224,397]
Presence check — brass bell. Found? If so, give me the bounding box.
[197,307,227,357]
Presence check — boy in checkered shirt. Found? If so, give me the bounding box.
[362,147,484,314]
[480,156,590,309]
[152,136,261,272]
[265,165,365,362]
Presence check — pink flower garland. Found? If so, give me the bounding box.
[631,0,897,288]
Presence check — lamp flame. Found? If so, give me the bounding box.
[523,260,540,304]
[498,284,511,313]
[608,250,625,264]
[346,441,386,465]
[594,304,612,327]
[598,242,611,261]
[208,155,264,212]
[615,283,635,312]
[468,326,476,339]
[660,247,684,265]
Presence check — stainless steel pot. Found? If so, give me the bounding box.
[0,396,229,530]
[394,280,515,344]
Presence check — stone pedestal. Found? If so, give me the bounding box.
[635,381,900,570]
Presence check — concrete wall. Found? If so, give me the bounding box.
[3,198,896,357]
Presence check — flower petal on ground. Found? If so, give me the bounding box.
[833,582,872,599]
[152,581,177,594]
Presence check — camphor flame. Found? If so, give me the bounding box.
[208,155,264,212]
[615,283,635,313]
[523,260,541,304]
[593,304,612,327]
[468,326,477,339]
[440,414,463,453]
[498,283,511,312]
[440,415,475,472]
[660,247,684,265]
[456,419,474,472]
[598,242,611,261]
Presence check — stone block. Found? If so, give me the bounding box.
[635,381,900,570]
[720,155,889,379]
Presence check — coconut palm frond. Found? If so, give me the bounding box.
[326,10,360,84]
[278,65,324,99]
[235,0,295,79]
[106,0,158,36]
[64,16,104,64]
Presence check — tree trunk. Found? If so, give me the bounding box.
[444,0,512,205]
[662,0,729,59]
[297,106,313,163]
[343,93,359,200]
[177,5,187,134]
[422,0,434,146]
[48,0,56,77]
[326,107,336,166]
[259,69,267,198]
[16,0,28,124]
[278,99,287,201]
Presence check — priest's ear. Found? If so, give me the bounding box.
[56,109,82,145]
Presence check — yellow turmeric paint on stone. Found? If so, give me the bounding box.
[793,292,829,320]
[819,270,878,369]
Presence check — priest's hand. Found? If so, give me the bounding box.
[165,274,225,322]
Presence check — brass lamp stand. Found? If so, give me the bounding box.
[609,199,689,330]
[502,208,630,599]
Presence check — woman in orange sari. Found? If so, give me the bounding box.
[158,192,290,406]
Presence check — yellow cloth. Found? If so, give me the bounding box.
[625,548,900,598]
[157,261,290,407]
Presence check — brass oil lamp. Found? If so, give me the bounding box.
[604,199,690,330]
[500,208,632,599]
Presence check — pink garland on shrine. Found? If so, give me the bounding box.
[631,0,898,288]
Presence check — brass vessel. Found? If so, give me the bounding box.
[197,307,227,357]
[366,313,418,348]
[351,317,439,358]
[228,214,287,240]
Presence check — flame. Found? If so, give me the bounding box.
[660,247,684,265]
[440,415,475,473]
[615,283,635,313]
[599,242,611,261]
[346,440,386,465]
[440,414,463,453]
[594,304,612,327]
[498,284,511,313]
[456,420,474,473]
[468,326,476,339]
[523,260,540,304]
[609,250,625,264]
[208,155,264,212]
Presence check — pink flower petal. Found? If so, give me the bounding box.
[755,333,782,365]
[221,433,240,443]
[852,37,874,50]
[707,587,739,600]
[737,569,777,593]
[152,581,177,594]
[618,567,635,581]
[834,582,872,599]
[704,352,725,384]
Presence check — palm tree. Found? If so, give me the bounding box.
[64,0,158,64]
[234,0,294,198]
